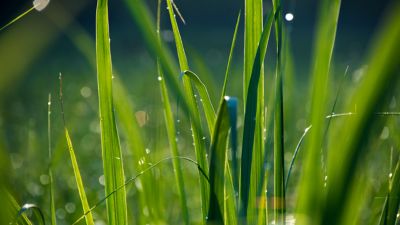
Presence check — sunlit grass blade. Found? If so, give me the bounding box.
[296,0,341,223]
[59,75,94,225]
[182,70,216,134]
[207,97,238,225]
[165,0,209,220]
[47,94,56,225]
[322,2,400,225]
[63,129,95,225]
[219,11,241,106]
[243,1,265,222]
[96,0,127,224]
[156,0,189,223]
[240,9,274,219]
[0,7,35,32]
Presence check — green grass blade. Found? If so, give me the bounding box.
[285,125,312,191]
[296,0,341,223]
[207,97,238,225]
[123,0,199,129]
[240,10,274,218]
[156,0,189,223]
[322,3,400,225]
[385,161,400,225]
[271,0,285,223]
[243,0,263,103]
[165,0,209,220]
[96,0,127,224]
[219,11,241,106]
[64,129,95,225]
[47,94,56,225]
[182,70,216,134]
[59,75,94,225]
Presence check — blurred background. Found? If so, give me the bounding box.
[0,0,398,224]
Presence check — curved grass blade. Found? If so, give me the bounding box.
[181,70,216,134]
[96,0,127,223]
[47,94,56,225]
[165,0,209,220]
[59,75,94,225]
[123,0,196,123]
[15,204,45,225]
[207,97,238,225]
[322,3,400,225]
[285,125,312,191]
[156,0,189,223]
[4,191,33,225]
[72,156,208,225]
[240,10,274,218]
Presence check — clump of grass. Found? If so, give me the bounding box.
[1,0,400,225]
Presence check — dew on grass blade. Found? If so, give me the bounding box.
[33,0,50,11]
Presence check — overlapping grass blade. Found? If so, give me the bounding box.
[271,0,286,223]
[96,0,127,223]
[207,97,238,225]
[3,191,33,225]
[181,70,216,134]
[165,0,209,220]
[243,0,266,222]
[322,3,400,225]
[296,0,341,223]
[156,0,189,223]
[123,0,199,132]
[240,9,274,218]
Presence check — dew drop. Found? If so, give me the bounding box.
[285,13,294,22]
[157,76,162,81]
[145,148,151,154]
[33,0,50,11]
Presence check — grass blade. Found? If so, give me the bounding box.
[156,0,189,223]
[271,0,286,223]
[207,97,238,225]
[96,0,127,223]
[63,130,95,225]
[182,70,216,134]
[59,75,94,225]
[219,12,241,106]
[47,94,56,225]
[296,0,341,223]
[240,10,274,218]
[378,160,400,225]
[165,0,209,220]
[322,3,400,225]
